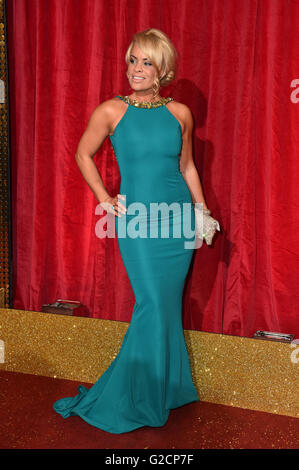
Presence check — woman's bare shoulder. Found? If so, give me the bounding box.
[167,99,192,117]
[165,99,193,132]
[85,97,127,133]
[92,96,126,116]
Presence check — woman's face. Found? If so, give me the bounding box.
[127,42,158,93]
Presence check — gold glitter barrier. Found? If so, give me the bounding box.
[0,308,298,418]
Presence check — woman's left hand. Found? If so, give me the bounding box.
[194,207,220,245]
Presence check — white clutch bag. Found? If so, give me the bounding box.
[194,205,220,246]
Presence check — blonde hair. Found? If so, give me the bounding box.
[125,28,178,98]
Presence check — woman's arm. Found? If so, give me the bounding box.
[75,100,124,208]
[175,103,209,211]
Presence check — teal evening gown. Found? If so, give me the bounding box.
[53,95,199,434]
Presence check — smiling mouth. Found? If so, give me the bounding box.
[132,76,145,80]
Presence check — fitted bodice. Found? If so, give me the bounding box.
[109,95,192,211]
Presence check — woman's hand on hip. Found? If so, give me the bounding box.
[100,194,127,217]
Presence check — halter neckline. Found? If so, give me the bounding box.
[116,95,173,109]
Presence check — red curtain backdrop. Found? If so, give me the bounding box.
[6,0,299,338]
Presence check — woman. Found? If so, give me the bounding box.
[53,28,219,434]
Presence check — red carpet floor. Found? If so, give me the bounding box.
[0,369,298,449]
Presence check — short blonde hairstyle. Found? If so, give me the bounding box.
[125,28,178,98]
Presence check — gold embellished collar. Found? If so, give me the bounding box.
[117,95,173,108]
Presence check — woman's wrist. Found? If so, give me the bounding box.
[193,201,210,212]
[99,193,111,204]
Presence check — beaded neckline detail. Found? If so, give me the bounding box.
[117,95,173,108]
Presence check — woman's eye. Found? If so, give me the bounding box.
[129,58,151,66]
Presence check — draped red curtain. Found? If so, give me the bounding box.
[6,0,299,338]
